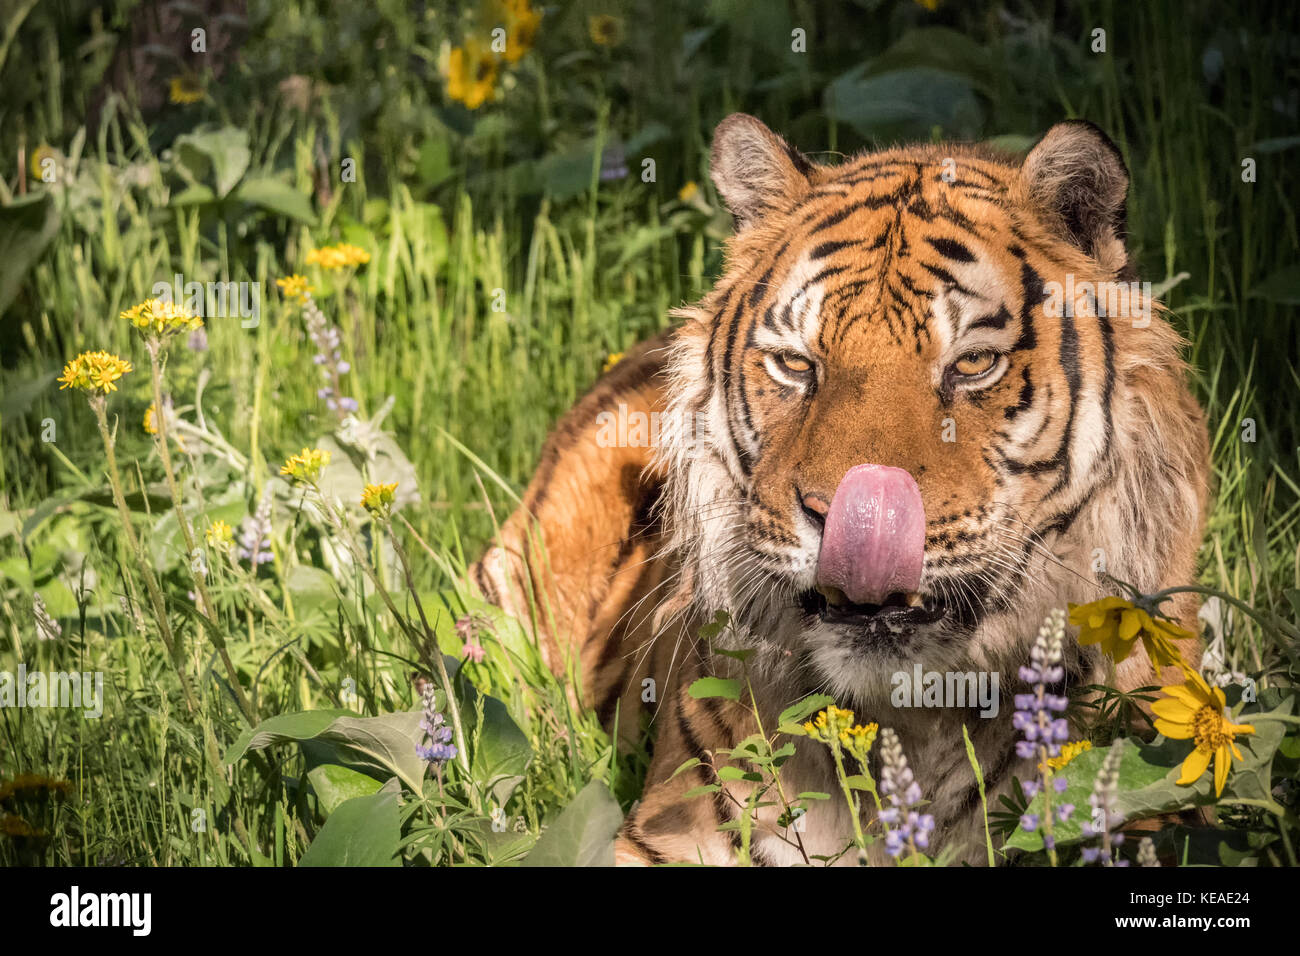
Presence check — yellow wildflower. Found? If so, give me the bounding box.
[1040,739,1092,772]
[205,519,234,552]
[602,352,625,373]
[1069,596,1194,669]
[144,403,158,435]
[29,144,57,182]
[588,14,623,47]
[1153,672,1255,796]
[677,180,700,203]
[360,482,398,518]
[58,351,133,394]
[169,76,205,104]
[304,243,371,270]
[502,0,542,62]
[121,297,202,337]
[276,274,314,302]
[280,447,331,484]
[444,40,498,109]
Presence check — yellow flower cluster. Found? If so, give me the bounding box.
[169,76,205,105]
[1041,738,1092,772]
[602,352,625,373]
[444,1,541,109]
[279,447,331,484]
[360,481,398,518]
[276,274,314,302]
[121,297,203,337]
[304,244,371,270]
[804,705,878,761]
[143,403,159,435]
[205,519,234,552]
[57,351,133,394]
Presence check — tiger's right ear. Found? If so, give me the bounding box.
[710,113,814,231]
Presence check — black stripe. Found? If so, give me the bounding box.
[927,236,976,263]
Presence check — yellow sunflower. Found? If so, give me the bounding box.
[1068,596,1194,669]
[1152,672,1255,796]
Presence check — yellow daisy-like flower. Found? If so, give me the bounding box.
[1152,672,1255,796]
[29,144,57,182]
[169,76,205,105]
[588,14,623,47]
[840,721,879,762]
[602,352,625,373]
[803,704,855,742]
[1068,596,1194,669]
[143,403,158,435]
[279,447,331,484]
[677,181,700,203]
[205,519,234,552]
[444,40,499,109]
[58,351,133,394]
[276,274,313,302]
[304,243,371,271]
[360,481,398,518]
[502,0,542,63]
[1040,738,1092,772]
[121,297,202,337]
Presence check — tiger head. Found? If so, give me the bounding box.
[657,114,1208,704]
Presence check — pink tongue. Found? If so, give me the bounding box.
[816,464,926,606]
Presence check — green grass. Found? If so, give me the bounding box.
[0,0,1296,866]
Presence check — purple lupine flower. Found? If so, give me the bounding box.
[1081,745,1127,866]
[877,727,935,857]
[302,294,357,417]
[237,490,274,565]
[1013,609,1071,761]
[415,685,457,766]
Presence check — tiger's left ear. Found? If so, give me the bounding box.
[1019,121,1130,273]
[710,113,815,231]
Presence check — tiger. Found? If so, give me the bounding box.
[470,114,1209,866]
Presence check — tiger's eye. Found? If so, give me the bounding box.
[776,352,813,375]
[953,351,997,377]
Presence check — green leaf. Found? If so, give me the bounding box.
[1006,695,1292,853]
[688,677,741,701]
[173,126,251,198]
[456,676,534,806]
[224,708,427,793]
[778,693,836,728]
[826,67,983,141]
[308,763,383,816]
[299,778,401,866]
[1250,265,1300,305]
[520,780,624,867]
[0,192,60,318]
[234,176,317,224]
[963,724,995,867]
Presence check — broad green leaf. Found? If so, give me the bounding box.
[234,176,317,224]
[778,693,837,728]
[308,763,383,816]
[225,708,427,793]
[456,676,534,806]
[688,677,741,701]
[1006,695,1292,852]
[173,126,251,198]
[0,192,60,318]
[520,780,623,867]
[300,778,401,867]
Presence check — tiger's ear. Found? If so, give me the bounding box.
[710,113,814,231]
[1020,121,1130,272]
